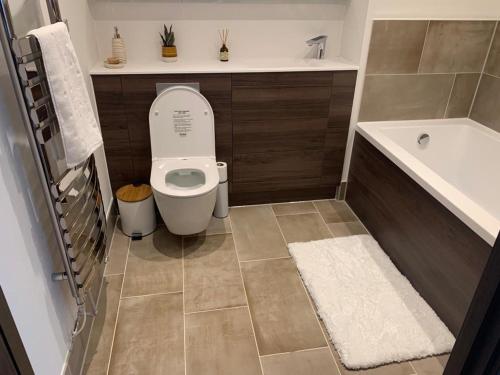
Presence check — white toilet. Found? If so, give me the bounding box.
[149,86,219,235]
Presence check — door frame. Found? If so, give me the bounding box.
[444,233,500,374]
[0,287,34,374]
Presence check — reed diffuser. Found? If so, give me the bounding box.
[219,29,229,62]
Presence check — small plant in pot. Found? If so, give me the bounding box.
[160,24,177,62]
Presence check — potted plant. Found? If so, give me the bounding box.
[160,24,177,62]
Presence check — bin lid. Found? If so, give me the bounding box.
[116,184,153,202]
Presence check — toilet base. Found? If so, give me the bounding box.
[152,188,217,235]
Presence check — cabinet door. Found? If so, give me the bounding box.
[231,71,355,205]
[92,75,133,192]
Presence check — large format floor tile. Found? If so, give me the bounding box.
[411,354,449,374]
[82,275,123,375]
[272,202,318,216]
[261,348,340,375]
[277,213,331,243]
[104,229,129,276]
[185,307,262,375]
[327,221,368,237]
[241,258,326,355]
[108,293,184,375]
[230,206,289,261]
[121,227,182,297]
[314,200,358,223]
[183,234,247,312]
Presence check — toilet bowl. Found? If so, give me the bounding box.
[148,86,219,235]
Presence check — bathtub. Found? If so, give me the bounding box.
[356,118,500,246]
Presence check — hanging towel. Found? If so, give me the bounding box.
[29,22,103,168]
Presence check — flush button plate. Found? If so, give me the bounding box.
[156,82,200,96]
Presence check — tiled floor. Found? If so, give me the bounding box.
[82,199,449,375]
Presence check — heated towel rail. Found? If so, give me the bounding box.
[0,0,107,336]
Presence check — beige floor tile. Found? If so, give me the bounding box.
[272,202,318,216]
[314,200,358,223]
[331,347,414,375]
[183,234,247,312]
[104,228,130,276]
[261,348,340,375]
[83,275,123,375]
[327,221,368,237]
[108,293,184,375]
[230,205,289,261]
[185,307,262,375]
[190,216,232,236]
[241,258,326,355]
[277,213,332,243]
[411,354,449,375]
[121,227,182,297]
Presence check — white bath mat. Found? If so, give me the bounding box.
[288,235,455,370]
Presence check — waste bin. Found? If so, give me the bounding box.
[116,184,156,237]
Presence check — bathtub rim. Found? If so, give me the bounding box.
[356,118,499,247]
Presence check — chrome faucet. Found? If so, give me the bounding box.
[306,35,327,59]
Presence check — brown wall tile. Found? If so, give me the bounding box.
[419,21,496,73]
[445,73,480,118]
[485,24,500,77]
[366,20,428,74]
[470,74,500,132]
[359,74,454,121]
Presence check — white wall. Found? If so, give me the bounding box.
[90,1,347,63]
[0,2,75,373]
[341,0,500,181]
[0,1,113,374]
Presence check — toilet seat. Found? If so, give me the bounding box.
[151,157,219,198]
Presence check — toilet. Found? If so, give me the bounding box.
[149,86,219,235]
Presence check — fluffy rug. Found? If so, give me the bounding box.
[288,235,455,369]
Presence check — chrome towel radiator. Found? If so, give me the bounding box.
[0,0,107,336]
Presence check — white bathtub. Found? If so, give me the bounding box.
[356,118,500,246]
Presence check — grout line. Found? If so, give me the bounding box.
[79,216,119,375]
[103,272,125,277]
[443,73,457,119]
[239,256,292,263]
[273,210,319,217]
[120,290,183,300]
[271,210,343,374]
[469,20,498,118]
[312,201,335,238]
[259,345,330,358]
[185,305,248,316]
[409,360,419,375]
[105,225,131,375]
[483,71,500,80]
[365,71,480,77]
[228,211,265,375]
[182,237,187,375]
[417,20,431,73]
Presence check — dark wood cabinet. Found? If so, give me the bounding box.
[92,70,357,204]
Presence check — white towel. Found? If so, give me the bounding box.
[29,22,103,168]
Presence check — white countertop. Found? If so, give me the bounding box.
[90,57,358,75]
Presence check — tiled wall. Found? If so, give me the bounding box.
[470,26,500,132]
[359,20,497,122]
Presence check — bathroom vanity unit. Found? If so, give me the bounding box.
[91,59,357,205]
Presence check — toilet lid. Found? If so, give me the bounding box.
[149,86,215,159]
